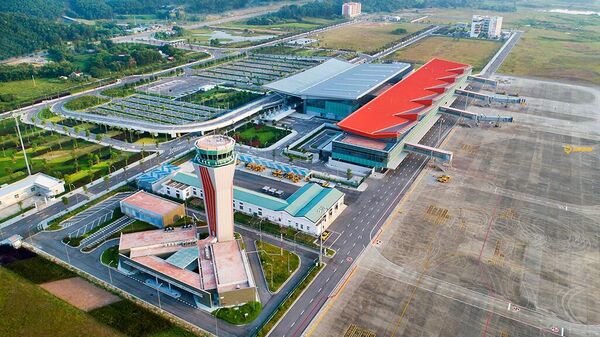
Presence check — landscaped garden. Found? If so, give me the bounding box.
[214,301,262,325]
[0,117,143,187]
[231,123,290,148]
[256,241,300,292]
[179,87,263,110]
[64,95,110,111]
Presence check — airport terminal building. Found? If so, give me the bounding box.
[264,59,412,120]
[332,58,471,169]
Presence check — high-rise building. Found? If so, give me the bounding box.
[192,135,236,242]
[470,15,503,39]
[342,2,362,18]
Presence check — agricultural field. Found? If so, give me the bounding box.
[385,36,501,71]
[309,22,422,54]
[179,87,263,109]
[232,123,290,148]
[421,7,600,84]
[0,117,142,187]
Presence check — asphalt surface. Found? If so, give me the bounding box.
[234,170,299,198]
[22,206,319,337]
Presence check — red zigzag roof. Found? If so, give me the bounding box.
[337,58,471,139]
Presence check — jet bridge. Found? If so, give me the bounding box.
[404,143,453,162]
[439,106,513,123]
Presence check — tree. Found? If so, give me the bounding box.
[62,196,69,206]
[82,185,88,195]
[346,168,353,180]
[103,175,110,191]
[17,200,23,212]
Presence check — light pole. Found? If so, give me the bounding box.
[108,261,114,284]
[15,115,31,176]
[265,262,273,289]
[64,244,71,264]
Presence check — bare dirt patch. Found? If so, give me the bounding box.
[41,277,120,311]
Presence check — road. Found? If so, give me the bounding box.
[269,115,458,337]
[270,28,525,337]
[21,204,319,337]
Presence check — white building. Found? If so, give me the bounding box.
[162,172,345,236]
[470,15,503,39]
[0,173,64,208]
[342,2,362,18]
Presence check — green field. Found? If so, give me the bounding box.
[231,123,290,148]
[256,241,300,292]
[500,15,600,84]
[218,17,340,34]
[64,95,110,111]
[4,255,76,284]
[90,300,199,337]
[0,267,121,337]
[423,7,600,84]
[311,22,423,54]
[0,77,92,111]
[0,117,142,187]
[1,253,202,337]
[385,36,501,72]
[101,86,137,98]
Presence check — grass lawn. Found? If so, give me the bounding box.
[89,300,200,337]
[500,26,600,84]
[385,36,501,72]
[218,17,340,34]
[422,7,600,84]
[64,95,110,111]
[0,267,121,337]
[256,241,300,292]
[0,78,91,111]
[101,86,137,98]
[232,123,290,148]
[3,255,76,284]
[101,246,120,268]
[311,22,422,54]
[214,301,262,325]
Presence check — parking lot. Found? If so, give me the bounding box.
[137,76,220,98]
[60,192,133,229]
[94,94,225,125]
[192,54,322,89]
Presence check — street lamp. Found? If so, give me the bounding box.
[108,260,114,284]
[264,262,273,289]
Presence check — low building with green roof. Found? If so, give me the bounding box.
[161,172,345,235]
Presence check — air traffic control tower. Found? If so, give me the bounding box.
[192,135,236,242]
